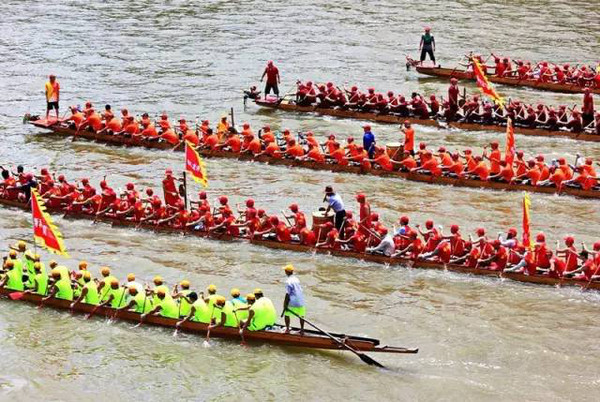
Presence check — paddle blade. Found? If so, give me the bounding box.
[8,292,24,300]
[358,353,385,369]
[202,340,211,348]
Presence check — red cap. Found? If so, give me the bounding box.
[536,232,545,242]
[145,188,153,196]
[476,228,485,236]
[362,125,371,131]
[219,196,228,205]
[165,169,173,175]
[198,191,207,199]
[246,199,254,208]
[564,236,575,246]
[289,203,298,212]
[425,219,434,229]
[100,180,107,189]
[269,216,279,224]
[356,193,366,202]
[400,216,409,225]
[508,227,517,236]
[450,224,459,234]
[370,213,379,221]
[126,183,134,190]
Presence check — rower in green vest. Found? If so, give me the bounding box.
[152,276,173,305]
[44,269,73,301]
[175,292,211,329]
[76,261,89,288]
[253,288,277,327]
[119,286,153,314]
[230,288,249,322]
[209,296,238,328]
[0,259,24,291]
[173,280,193,317]
[8,250,23,280]
[143,288,179,319]
[240,293,267,331]
[100,279,128,308]
[23,251,36,289]
[70,271,100,309]
[98,266,118,301]
[48,260,70,284]
[31,262,48,295]
[204,284,222,311]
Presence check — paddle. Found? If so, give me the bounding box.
[582,264,600,291]
[203,305,216,347]
[8,292,24,300]
[285,309,385,368]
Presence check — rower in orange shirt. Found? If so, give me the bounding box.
[282,129,293,145]
[564,165,598,191]
[202,129,220,151]
[261,125,276,144]
[183,126,199,146]
[261,138,282,158]
[285,139,305,158]
[345,137,358,158]
[140,120,158,138]
[557,157,573,180]
[284,203,307,235]
[301,143,325,163]
[158,113,171,131]
[305,132,319,148]
[541,166,566,191]
[120,109,130,127]
[514,151,528,176]
[437,147,453,167]
[66,106,85,127]
[199,120,210,137]
[346,146,371,169]
[398,151,418,171]
[77,108,103,133]
[219,131,242,152]
[412,151,442,177]
[462,149,477,171]
[442,153,465,177]
[356,193,372,235]
[328,142,347,166]
[242,134,262,155]
[216,115,230,141]
[103,115,122,134]
[582,158,597,176]
[368,147,394,171]
[122,116,140,136]
[535,155,550,180]
[162,169,181,207]
[513,159,541,186]
[488,160,514,182]
[466,156,490,181]
[324,134,339,155]
[160,127,180,145]
[241,122,254,138]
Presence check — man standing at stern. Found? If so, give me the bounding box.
[282,264,305,335]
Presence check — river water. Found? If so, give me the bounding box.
[1,1,599,400]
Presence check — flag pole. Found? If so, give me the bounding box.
[31,196,37,255]
[230,107,235,130]
[182,171,188,209]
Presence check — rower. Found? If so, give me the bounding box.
[44,269,73,301]
[252,288,277,329]
[152,276,172,304]
[448,78,460,119]
[44,74,60,121]
[162,169,181,207]
[208,296,238,329]
[260,60,280,98]
[98,279,128,309]
[205,284,221,311]
[0,259,23,291]
[97,266,117,299]
[239,293,265,332]
[366,228,395,256]
[282,264,305,335]
[230,288,248,321]
[118,286,153,314]
[125,273,144,294]
[582,88,595,126]
[173,280,193,318]
[143,288,180,319]
[176,291,211,327]
[23,262,48,296]
[70,271,100,308]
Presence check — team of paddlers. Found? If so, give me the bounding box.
[0,240,287,332]
[286,79,599,134]
[33,103,600,192]
[470,54,600,87]
[0,168,599,282]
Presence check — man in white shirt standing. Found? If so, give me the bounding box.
[282,264,305,335]
[324,185,347,239]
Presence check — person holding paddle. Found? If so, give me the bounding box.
[282,264,305,335]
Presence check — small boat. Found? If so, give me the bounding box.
[1,197,597,292]
[415,66,600,95]
[0,287,416,356]
[253,99,600,143]
[26,119,600,200]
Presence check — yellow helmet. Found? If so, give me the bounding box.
[34,254,40,261]
[79,261,88,269]
[8,250,17,258]
[253,288,263,295]
[153,275,163,285]
[283,264,294,273]
[34,262,41,271]
[83,271,92,280]
[230,288,240,297]
[215,296,226,306]
[128,286,138,294]
[5,260,14,268]
[110,279,119,287]
[246,293,256,301]
[157,288,166,297]
[17,241,27,251]
[180,280,190,288]
[207,284,217,293]
[50,268,61,278]
[100,266,110,276]
[49,260,58,268]
[127,273,135,282]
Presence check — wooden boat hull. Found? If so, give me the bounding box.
[1,197,597,292]
[254,100,600,143]
[0,288,416,353]
[28,120,600,200]
[415,66,600,95]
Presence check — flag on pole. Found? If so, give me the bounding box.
[185,141,208,187]
[31,189,69,257]
[522,193,532,251]
[505,117,515,166]
[471,57,505,108]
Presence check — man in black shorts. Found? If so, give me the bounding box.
[260,61,280,98]
[45,74,60,121]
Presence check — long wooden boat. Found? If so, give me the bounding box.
[415,66,600,95]
[0,287,415,355]
[1,197,598,292]
[27,119,600,200]
[253,99,600,143]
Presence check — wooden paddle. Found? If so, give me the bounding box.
[286,309,385,368]
[203,305,216,347]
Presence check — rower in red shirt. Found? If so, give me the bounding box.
[393,232,423,260]
[298,227,317,246]
[336,230,367,253]
[301,143,325,163]
[160,128,180,145]
[285,139,305,158]
[324,134,339,155]
[356,193,372,235]
[158,113,171,131]
[328,142,348,166]
[565,165,598,191]
[162,169,181,207]
[399,151,418,171]
[532,232,552,271]
[417,220,441,253]
[448,78,460,117]
[466,156,490,181]
[283,203,307,235]
[368,147,394,171]
[484,141,502,175]
[411,151,442,177]
[478,240,508,271]
[401,121,415,155]
[420,240,452,264]
[556,236,579,275]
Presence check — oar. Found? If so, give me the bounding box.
[85,303,103,320]
[582,264,600,291]
[286,309,385,368]
[203,305,215,347]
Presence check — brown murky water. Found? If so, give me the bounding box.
[1,1,599,400]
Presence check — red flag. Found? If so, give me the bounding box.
[505,118,515,166]
[472,57,505,108]
[522,193,532,251]
[185,141,208,187]
[31,189,69,256]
